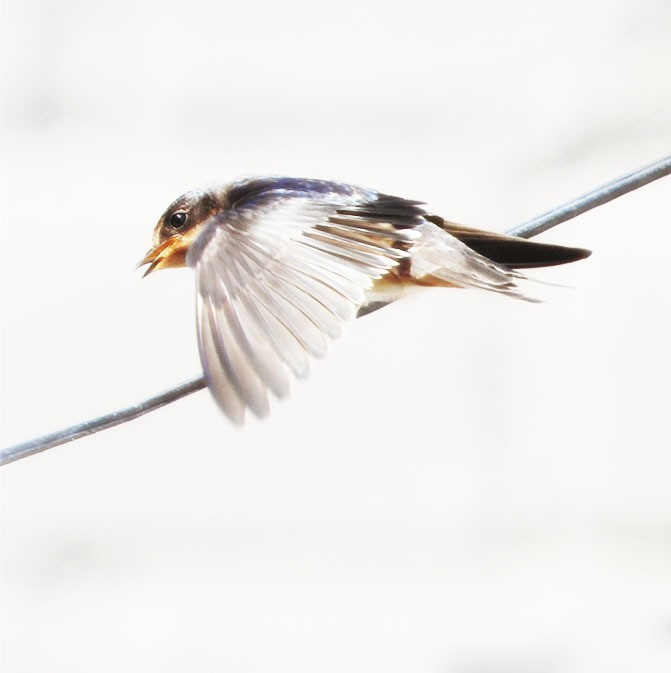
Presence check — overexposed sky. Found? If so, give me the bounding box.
[2,1,671,671]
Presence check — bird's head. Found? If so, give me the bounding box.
[138,186,225,276]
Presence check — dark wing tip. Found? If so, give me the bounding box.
[434,217,592,269]
[492,242,592,269]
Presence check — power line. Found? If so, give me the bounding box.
[2,154,670,467]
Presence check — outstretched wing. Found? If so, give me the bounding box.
[186,181,424,423]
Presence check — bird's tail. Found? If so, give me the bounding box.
[427,216,591,269]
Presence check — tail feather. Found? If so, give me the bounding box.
[426,216,592,269]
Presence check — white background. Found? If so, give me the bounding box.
[2,0,671,671]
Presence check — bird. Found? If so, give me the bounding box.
[139,175,591,424]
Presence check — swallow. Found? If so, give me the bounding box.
[139,176,590,423]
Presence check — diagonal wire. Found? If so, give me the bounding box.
[2,153,670,467]
[1,378,208,466]
[508,154,671,239]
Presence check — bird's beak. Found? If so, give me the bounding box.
[136,238,179,277]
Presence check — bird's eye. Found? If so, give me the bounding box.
[169,211,188,229]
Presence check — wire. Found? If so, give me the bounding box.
[2,378,207,465]
[2,154,670,466]
[509,154,671,239]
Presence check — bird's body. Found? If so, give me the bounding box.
[140,176,590,423]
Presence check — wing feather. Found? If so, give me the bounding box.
[189,193,412,421]
[196,293,247,424]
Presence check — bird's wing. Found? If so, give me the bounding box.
[426,216,591,269]
[186,188,423,423]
